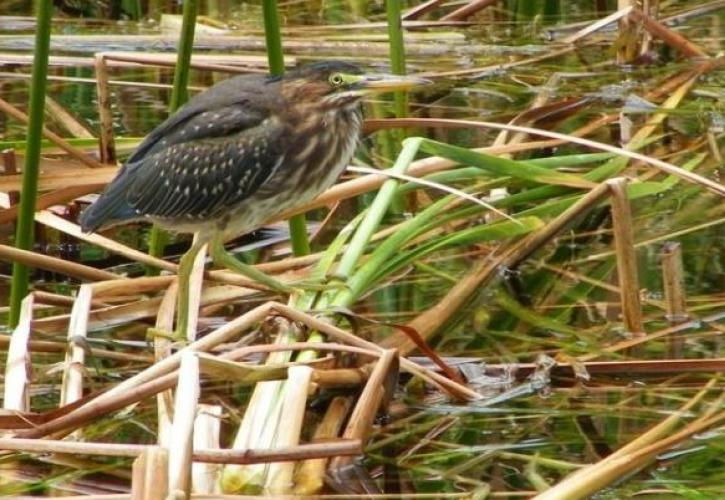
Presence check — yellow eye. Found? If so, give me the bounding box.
[329,73,344,86]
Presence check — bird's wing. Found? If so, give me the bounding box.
[79,79,273,232]
[125,116,286,221]
[128,74,269,162]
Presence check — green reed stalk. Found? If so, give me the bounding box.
[263,0,310,255]
[262,0,284,76]
[147,0,198,271]
[9,0,52,327]
[386,0,407,118]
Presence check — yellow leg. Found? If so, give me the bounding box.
[175,237,208,340]
[209,234,293,293]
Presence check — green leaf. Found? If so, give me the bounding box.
[419,138,597,189]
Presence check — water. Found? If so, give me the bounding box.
[0,0,723,497]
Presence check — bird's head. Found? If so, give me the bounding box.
[275,61,431,110]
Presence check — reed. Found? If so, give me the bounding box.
[8,0,53,327]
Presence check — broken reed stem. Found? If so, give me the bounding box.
[2,147,18,175]
[155,282,176,447]
[60,285,92,408]
[192,405,223,494]
[3,294,33,412]
[661,241,688,357]
[607,178,644,335]
[95,54,116,164]
[167,353,200,498]
[293,396,353,494]
[265,365,314,494]
[616,0,639,64]
[660,242,688,324]
[132,447,169,500]
[331,349,399,469]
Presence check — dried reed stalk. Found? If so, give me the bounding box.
[0,436,362,465]
[155,282,177,447]
[0,184,107,225]
[562,6,634,44]
[0,243,119,282]
[629,8,709,57]
[37,211,176,273]
[131,447,169,500]
[440,0,497,21]
[265,366,314,494]
[0,333,151,362]
[185,242,208,341]
[578,311,725,361]
[94,54,116,164]
[660,242,688,324]
[45,96,94,139]
[0,166,117,192]
[331,349,399,469]
[33,284,253,334]
[3,294,32,412]
[0,97,104,169]
[509,182,612,266]
[293,396,352,494]
[192,405,222,495]
[168,353,200,498]
[402,0,445,20]
[607,178,644,335]
[59,285,92,407]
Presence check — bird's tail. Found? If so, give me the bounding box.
[79,165,138,232]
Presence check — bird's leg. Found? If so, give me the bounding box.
[175,238,208,340]
[210,234,293,293]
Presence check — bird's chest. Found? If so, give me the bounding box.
[256,108,361,202]
[221,109,361,237]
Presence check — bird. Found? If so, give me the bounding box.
[80,60,428,338]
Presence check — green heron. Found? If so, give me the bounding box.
[80,61,427,337]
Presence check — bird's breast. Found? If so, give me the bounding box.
[217,107,362,239]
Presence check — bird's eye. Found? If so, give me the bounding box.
[329,73,344,86]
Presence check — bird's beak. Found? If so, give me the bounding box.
[355,73,432,93]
